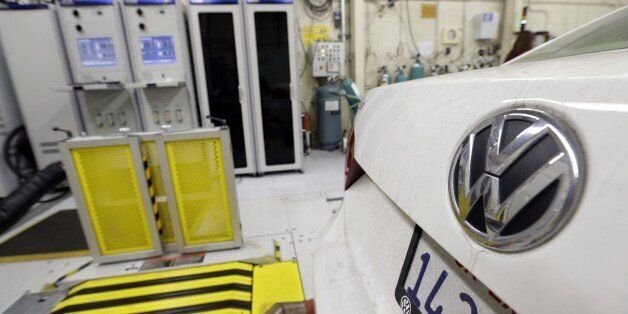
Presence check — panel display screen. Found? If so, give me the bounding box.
[76,37,117,67]
[139,36,176,65]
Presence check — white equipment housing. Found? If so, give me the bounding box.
[243,0,303,173]
[0,4,81,169]
[121,0,198,132]
[57,0,142,135]
[474,12,500,40]
[0,45,23,196]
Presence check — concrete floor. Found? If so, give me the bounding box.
[0,149,345,312]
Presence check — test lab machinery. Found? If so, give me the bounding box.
[0,3,82,168]
[243,0,303,173]
[0,42,23,196]
[188,0,257,174]
[57,0,142,135]
[121,0,198,132]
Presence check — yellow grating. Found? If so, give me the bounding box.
[71,145,153,255]
[165,138,233,246]
[141,140,175,244]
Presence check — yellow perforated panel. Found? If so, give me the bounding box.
[71,145,154,255]
[141,141,175,244]
[166,138,233,245]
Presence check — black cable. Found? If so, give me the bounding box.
[0,162,67,233]
[3,126,37,180]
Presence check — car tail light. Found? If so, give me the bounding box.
[345,129,365,190]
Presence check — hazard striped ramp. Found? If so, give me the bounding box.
[51,261,304,314]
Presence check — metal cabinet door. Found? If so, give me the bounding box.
[188,3,257,175]
[243,3,303,173]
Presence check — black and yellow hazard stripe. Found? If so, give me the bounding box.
[143,156,163,236]
[52,262,254,314]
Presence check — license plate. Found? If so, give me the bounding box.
[395,226,514,314]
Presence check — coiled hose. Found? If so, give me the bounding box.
[0,161,67,233]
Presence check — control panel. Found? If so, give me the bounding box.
[57,2,131,83]
[312,41,345,78]
[57,1,140,135]
[81,89,140,134]
[122,2,185,83]
[122,0,196,132]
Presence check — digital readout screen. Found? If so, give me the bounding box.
[139,36,176,65]
[77,37,117,67]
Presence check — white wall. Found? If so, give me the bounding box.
[293,0,624,136]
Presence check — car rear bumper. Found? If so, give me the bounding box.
[313,175,415,313]
[314,175,516,313]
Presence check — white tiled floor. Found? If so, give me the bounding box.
[236,149,346,200]
[0,149,346,311]
[235,149,346,298]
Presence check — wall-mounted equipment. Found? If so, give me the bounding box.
[311,41,345,78]
[0,4,82,168]
[156,128,242,253]
[121,0,198,132]
[244,0,303,173]
[442,26,461,45]
[61,136,163,263]
[474,12,501,40]
[57,0,142,135]
[187,0,257,175]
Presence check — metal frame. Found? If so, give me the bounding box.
[121,0,199,132]
[129,131,179,253]
[187,2,257,175]
[156,127,243,253]
[61,136,163,263]
[243,3,303,173]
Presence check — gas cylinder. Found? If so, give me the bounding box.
[316,84,342,151]
[410,55,425,80]
[395,65,409,83]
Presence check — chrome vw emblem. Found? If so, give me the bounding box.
[449,108,584,251]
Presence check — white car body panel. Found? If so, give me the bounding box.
[314,7,628,311]
[348,48,628,313]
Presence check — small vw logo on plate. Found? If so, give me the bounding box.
[400,296,412,314]
[449,108,584,252]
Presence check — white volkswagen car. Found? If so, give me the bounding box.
[314,7,628,314]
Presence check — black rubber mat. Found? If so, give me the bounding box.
[0,210,89,262]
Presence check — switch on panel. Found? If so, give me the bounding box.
[312,42,345,78]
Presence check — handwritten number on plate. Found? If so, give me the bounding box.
[407,253,430,307]
[424,270,447,314]
[459,293,478,314]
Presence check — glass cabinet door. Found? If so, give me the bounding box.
[253,12,295,166]
[199,12,248,169]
